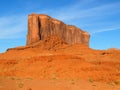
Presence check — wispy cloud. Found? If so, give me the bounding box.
[53,1,120,21]
[0,15,27,39]
[91,26,120,35]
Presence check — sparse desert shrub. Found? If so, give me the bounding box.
[114,80,120,85]
[18,82,24,88]
[88,78,94,83]
[70,79,78,85]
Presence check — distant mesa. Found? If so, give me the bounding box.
[26,13,90,46]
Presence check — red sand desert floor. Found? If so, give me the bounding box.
[0,43,120,90]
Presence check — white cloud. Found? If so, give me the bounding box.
[54,2,120,21]
[0,15,27,39]
[91,26,120,34]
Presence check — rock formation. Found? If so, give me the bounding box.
[26,13,90,46]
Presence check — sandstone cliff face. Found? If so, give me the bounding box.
[27,13,90,46]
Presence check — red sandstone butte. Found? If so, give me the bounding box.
[26,13,90,46]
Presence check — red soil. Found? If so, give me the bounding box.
[0,36,120,90]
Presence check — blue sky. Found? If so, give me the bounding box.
[0,0,120,52]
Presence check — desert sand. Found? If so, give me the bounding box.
[0,40,120,90]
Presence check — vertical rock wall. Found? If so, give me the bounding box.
[27,14,90,46]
